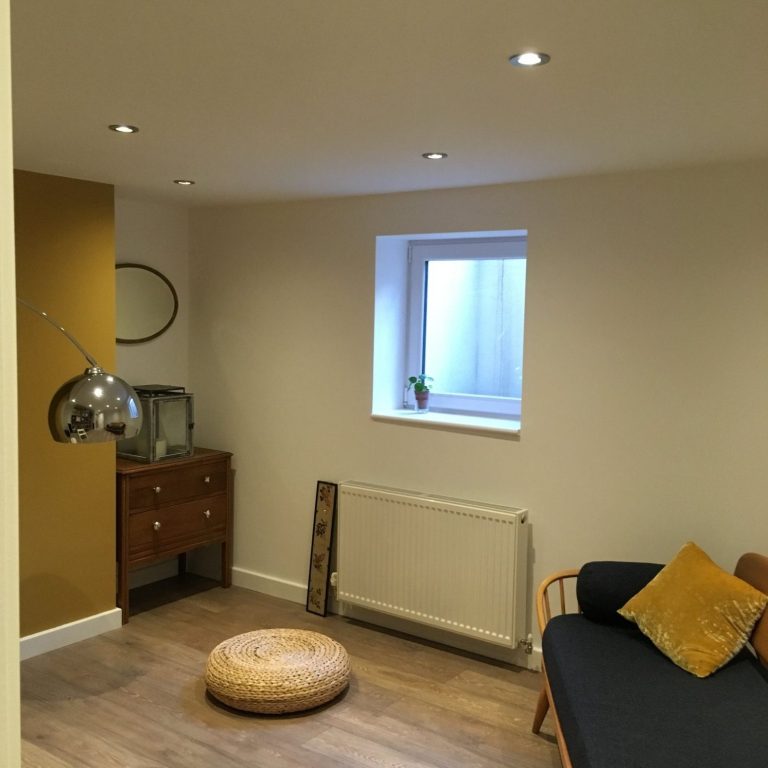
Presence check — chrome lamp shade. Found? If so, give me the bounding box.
[49,367,142,443]
[18,298,143,444]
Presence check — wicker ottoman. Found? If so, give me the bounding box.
[205,628,350,714]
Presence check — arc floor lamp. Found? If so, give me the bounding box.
[17,298,143,443]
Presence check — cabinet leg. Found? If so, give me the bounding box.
[117,559,129,624]
[221,542,232,588]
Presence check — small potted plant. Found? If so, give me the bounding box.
[407,374,434,412]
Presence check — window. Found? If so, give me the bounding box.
[372,230,527,435]
[407,238,526,419]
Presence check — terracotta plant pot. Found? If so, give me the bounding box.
[414,390,430,412]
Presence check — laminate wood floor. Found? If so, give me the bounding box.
[21,587,560,768]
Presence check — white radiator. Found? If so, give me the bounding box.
[336,482,529,648]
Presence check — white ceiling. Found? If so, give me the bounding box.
[10,0,768,206]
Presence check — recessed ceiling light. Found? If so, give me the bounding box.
[173,179,195,186]
[508,52,550,67]
[422,152,448,160]
[108,124,139,134]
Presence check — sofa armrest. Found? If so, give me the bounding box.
[536,568,580,635]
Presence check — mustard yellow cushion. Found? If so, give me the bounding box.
[618,542,768,678]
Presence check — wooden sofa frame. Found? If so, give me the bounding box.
[531,568,579,768]
[531,553,768,768]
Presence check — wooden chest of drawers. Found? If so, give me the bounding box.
[116,447,233,622]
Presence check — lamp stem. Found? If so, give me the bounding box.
[16,297,100,369]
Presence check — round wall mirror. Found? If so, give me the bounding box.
[116,263,179,344]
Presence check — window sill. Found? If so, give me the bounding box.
[371,409,521,440]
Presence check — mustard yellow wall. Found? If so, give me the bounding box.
[15,170,116,636]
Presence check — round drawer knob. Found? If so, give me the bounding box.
[203,509,211,519]
[153,486,162,494]
[153,521,162,531]
[204,475,211,484]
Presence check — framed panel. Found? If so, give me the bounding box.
[306,480,337,617]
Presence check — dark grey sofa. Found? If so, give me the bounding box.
[532,556,768,768]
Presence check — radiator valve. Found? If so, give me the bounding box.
[518,634,533,654]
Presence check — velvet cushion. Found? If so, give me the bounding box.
[577,561,663,625]
[618,541,768,677]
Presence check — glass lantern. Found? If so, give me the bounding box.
[117,385,194,462]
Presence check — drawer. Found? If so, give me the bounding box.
[127,459,228,511]
[128,495,227,563]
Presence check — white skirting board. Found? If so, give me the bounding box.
[18,573,542,667]
[20,608,122,661]
[231,565,307,604]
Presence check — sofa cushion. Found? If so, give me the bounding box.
[618,542,768,677]
[543,613,768,768]
[577,561,663,625]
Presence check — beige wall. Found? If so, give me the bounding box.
[115,195,190,389]
[189,160,768,641]
[15,170,116,636]
[1,0,20,761]
[114,194,192,586]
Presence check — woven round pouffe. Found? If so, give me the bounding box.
[205,629,350,714]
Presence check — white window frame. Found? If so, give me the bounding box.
[371,229,527,438]
[405,236,527,419]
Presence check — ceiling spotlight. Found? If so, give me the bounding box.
[508,52,550,67]
[108,124,139,134]
[422,152,448,160]
[173,179,195,186]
